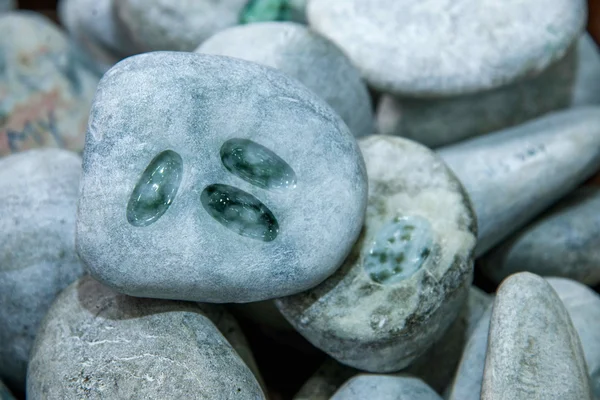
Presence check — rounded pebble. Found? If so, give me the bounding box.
[330,375,442,400]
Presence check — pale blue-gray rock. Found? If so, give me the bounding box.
[480,187,600,285]
[26,276,265,400]
[331,375,442,400]
[573,34,600,106]
[308,0,585,97]
[0,149,84,390]
[196,22,373,138]
[481,272,591,400]
[240,0,307,24]
[77,52,367,303]
[0,0,14,12]
[276,135,476,372]
[438,107,600,256]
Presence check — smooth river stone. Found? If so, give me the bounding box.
[573,34,600,106]
[376,46,575,148]
[307,0,585,97]
[276,135,476,372]
[331,375,442,400]
[0,12,99,156]
[480,187,600,285]
[240,0,307,24]
[77,52,367,303]
[438,106,600,257]
[0,149,84,390]
[481,272,592,400]
[197,22,373,138]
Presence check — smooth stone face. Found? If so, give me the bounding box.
[77,52,367,303]
[276,135,476,372]
[293,359,358,400]
[331,375,442,400]
[240,0,307,24]
[481,187,600,285]
[481,272,592,400]
[572,34,600,106]
[0,12,99,156]
[197,22,374,138]
[376,46,575,147]
[0,149,85,389]
[27,276,265,400]
[438,107,600,256]
[308,0,585,97]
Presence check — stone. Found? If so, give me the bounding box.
[197,22,374,138]
[276,135,476,372]
[0,381,15,400]
[330,375,442,400]
[77,52,367,303]
[572,34,600,106]
[438,106,600,256]
[116,0,247,52]
[240,0,307,24]
[27,276,265,400]
[0,0,15,12]
[481,272,592,400]
[0,149,85,390]
[480,187,600,285]
[293,359,358,400]
[0,12,99,156]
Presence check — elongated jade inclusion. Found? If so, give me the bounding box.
[240,0,294,23]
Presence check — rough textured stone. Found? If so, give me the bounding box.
[276,135,476,372]
[331,375,442,400]
[573,34,600,106]
[481,272,591,400]
[0,149,84,390]
[438,107,600,256]
[197,22,373,138]
[27,276,265,399]
[0,11,99,156]
[77,52,367,303]
[481,187,600,285]
[307,0,585,97]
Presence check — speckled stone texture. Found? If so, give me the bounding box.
[116,0,247,52]
[197,22,373,138]
[0,12,99,156]
[481,187,600,285]
[276,135,476,372]
[573,34,600,106]
[27,276,265,399]
[481,272,591,400]
[77,52,367,303]
[438,107,600,257]
[331,375,442,400]
[0,149,84,390]
[0,0,14,12]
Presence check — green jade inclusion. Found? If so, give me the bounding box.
[240,0,295,23]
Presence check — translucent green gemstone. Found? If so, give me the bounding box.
[127,150,183,227]
[201,183,279,242]
[364,215,433,285]
[239,0,293,24]
[220,138,296,190]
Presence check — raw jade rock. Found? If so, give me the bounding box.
[77,52,367,303]
[330,375,442,400]
[0,11,99,156]
[26,276,265,400]
[240,0,307,24]
[481,272,592,400]
[276,135,476,372]
[197,22,374,138]
[0,149,84,390]
[438,107,600,256]
[573,34,600,106]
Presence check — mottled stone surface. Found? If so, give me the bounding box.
[438,107,600,256]
[481,273,591,400]
[308,0,585,97]
[77,52,367,303]
[481,187,600,285]
[197,22,373,138]
[573,34,600,106]
[0,149,84,389]
[293,359,357,400]
[276,135,476,372]
[331,375,442,400]
[0,12,99,156]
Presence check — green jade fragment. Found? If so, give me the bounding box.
[240,0,296,23]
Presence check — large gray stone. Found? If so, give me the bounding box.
[573,34,600,106]
[331,375,442,400]
[481,272,591,400]
[438,107,600,256]
[26,276,265,399]
[77,52,367,303]
[0,149,85,390]
[276,135,476,372]
[197,22,374,138]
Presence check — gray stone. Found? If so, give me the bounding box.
[26,276,265,399]
[276,135,476,372]
[481,272,591,400]
[293,358,358,400]
[307,0,585,97]
[0,149,85,389]
[197,22,374,138]
[573,34,600,106]
[0,0,15,12]
[438,107,600,256]
[480,187,600,285]
[77,52,367,303]
[331,375,442,400]
[0,11,99,156]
